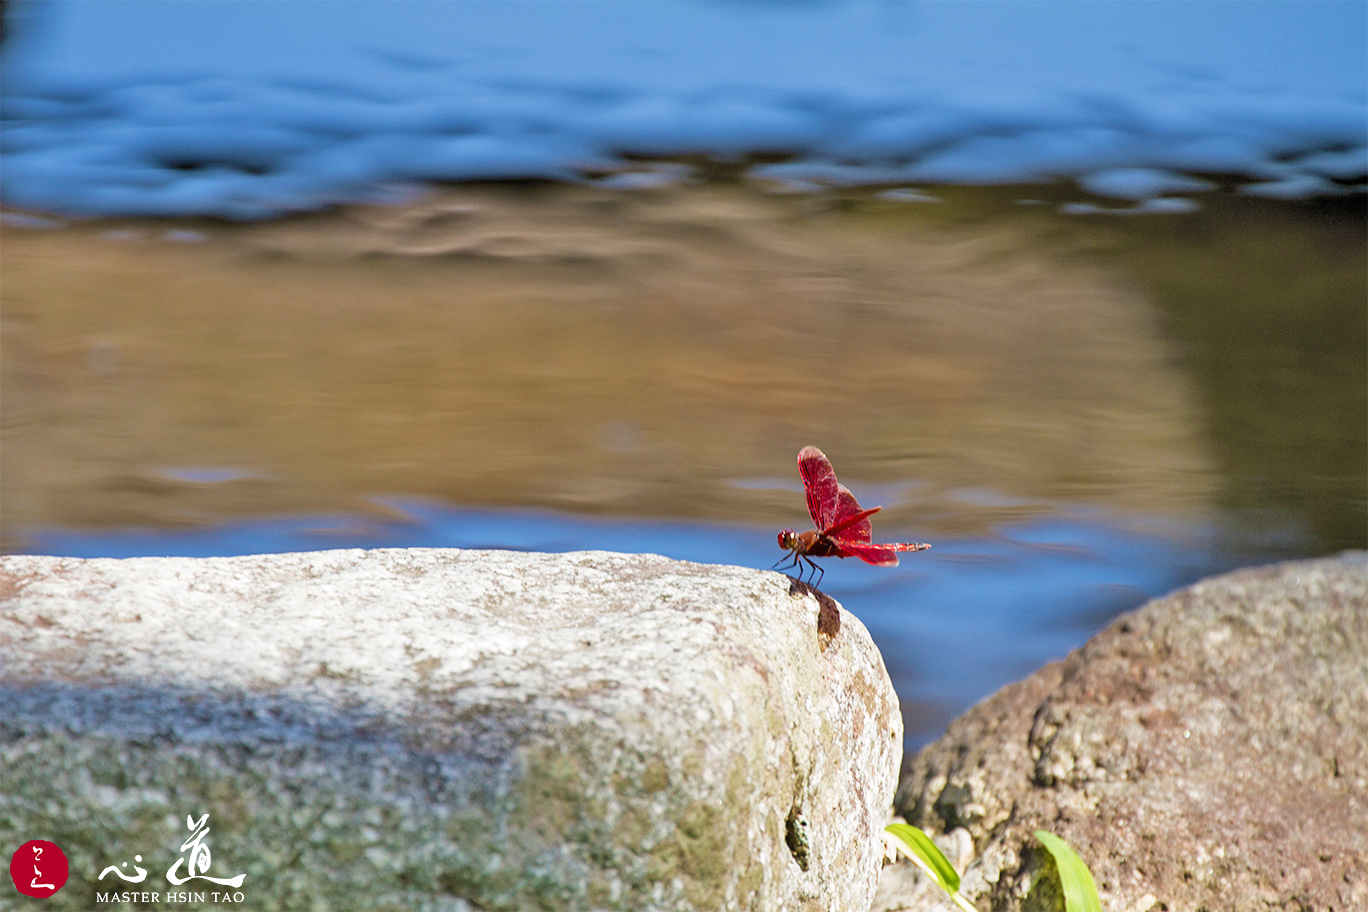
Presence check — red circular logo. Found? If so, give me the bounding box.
[10,840,69,898]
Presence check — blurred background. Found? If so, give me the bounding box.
[2,0,1364,750]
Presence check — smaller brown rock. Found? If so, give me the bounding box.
[891,552,1368,912]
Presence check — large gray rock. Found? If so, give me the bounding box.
[885,552,1368,912]
[0,549,901,911]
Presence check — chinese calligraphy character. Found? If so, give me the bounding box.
[166,814,245,888]
[98,854,149,883]
[30,845,56,891]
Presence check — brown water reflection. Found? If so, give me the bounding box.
[2,183,1363,553]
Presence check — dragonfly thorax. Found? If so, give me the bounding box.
[779,528,835,557]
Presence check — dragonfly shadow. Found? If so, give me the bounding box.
[786,576,842,645]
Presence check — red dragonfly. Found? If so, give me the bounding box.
[775,446,930,586]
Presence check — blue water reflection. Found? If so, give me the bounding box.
[26,498,1232,749]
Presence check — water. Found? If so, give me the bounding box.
[2,1,1364,752]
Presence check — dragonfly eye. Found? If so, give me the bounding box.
[778,529,796,549]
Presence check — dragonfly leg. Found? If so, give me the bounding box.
[804,557,824,588]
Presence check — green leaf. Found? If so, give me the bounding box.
[884,823,960,893]
[1033,830,1103,912]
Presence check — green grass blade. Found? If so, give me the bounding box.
[884,823,961,893]
[1033,830,1102,912]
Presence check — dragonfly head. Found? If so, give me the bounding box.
[777,529,798,551]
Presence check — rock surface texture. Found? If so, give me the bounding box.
[885,552,1368,912]
[0,549,902,912]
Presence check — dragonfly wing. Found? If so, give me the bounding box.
[884,541,932,552]
[831,484,874,542]
[823,505,880,541]
[797,446,840,530]
[838,542,901,566]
